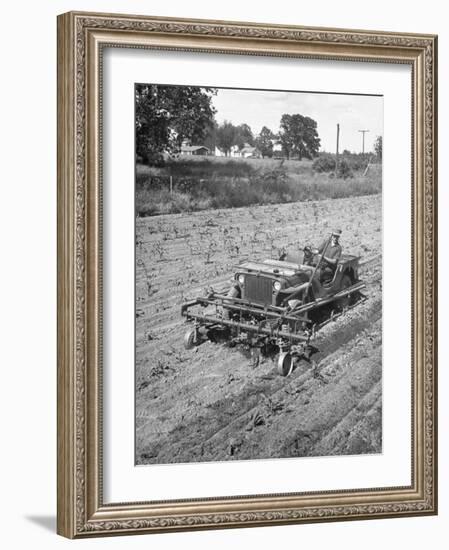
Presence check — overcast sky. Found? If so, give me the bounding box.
[212,88,383,153]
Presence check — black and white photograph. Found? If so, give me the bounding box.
[135,83,383,466]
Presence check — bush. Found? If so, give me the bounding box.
[254,166,290,198]
[312,154,335,173]
[312,152,372,175]
[336,159,353,179]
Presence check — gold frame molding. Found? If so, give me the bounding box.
[57,11,438,538]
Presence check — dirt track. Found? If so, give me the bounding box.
[135,195,382,464]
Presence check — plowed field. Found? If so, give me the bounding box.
[135,194,382,464]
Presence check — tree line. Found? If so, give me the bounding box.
[136,84,382,165]
[211,115,320,160]
[136,84,321,164]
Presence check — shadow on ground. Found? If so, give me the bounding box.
[25,515,56,533]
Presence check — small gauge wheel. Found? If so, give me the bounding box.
[277,352,294,377]
[183,328,197,350]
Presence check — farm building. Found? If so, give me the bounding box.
[215,143,261,158]
[214,144,240,157]
[239,146,261,158]
[272,140,283,153]
[180,145,210,156]
[270,139,285,158]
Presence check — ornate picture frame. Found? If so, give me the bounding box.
[57,11,437,538]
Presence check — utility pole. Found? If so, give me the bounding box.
[358,129,369,154]
[335,123,340,177]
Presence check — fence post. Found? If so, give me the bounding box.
[170,175,173,194]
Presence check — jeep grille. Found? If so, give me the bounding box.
[242,275,273,305]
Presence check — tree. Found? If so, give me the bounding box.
[202,120,218,153]
[135,84,217,165]
[235,123,254,150]
[216,121,238,156]
[374,135,383,161]
[278,114,321,160]
[255,126,275,158]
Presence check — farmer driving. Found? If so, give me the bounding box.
[313,229,342,282]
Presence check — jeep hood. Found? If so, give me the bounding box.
[236,259,301,278]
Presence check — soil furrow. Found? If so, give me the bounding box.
[136,195,383,464]
[136,303,382,463]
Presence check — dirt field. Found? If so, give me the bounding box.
[135,194,382,464]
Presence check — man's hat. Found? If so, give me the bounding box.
[332,229,342,237]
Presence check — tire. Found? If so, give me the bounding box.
[183,328,197,350]
[277,352,294,377]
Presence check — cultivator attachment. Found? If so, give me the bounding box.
[182,293,310,341]
[181,279,365,376]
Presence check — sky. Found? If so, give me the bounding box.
[211,87,383,154]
